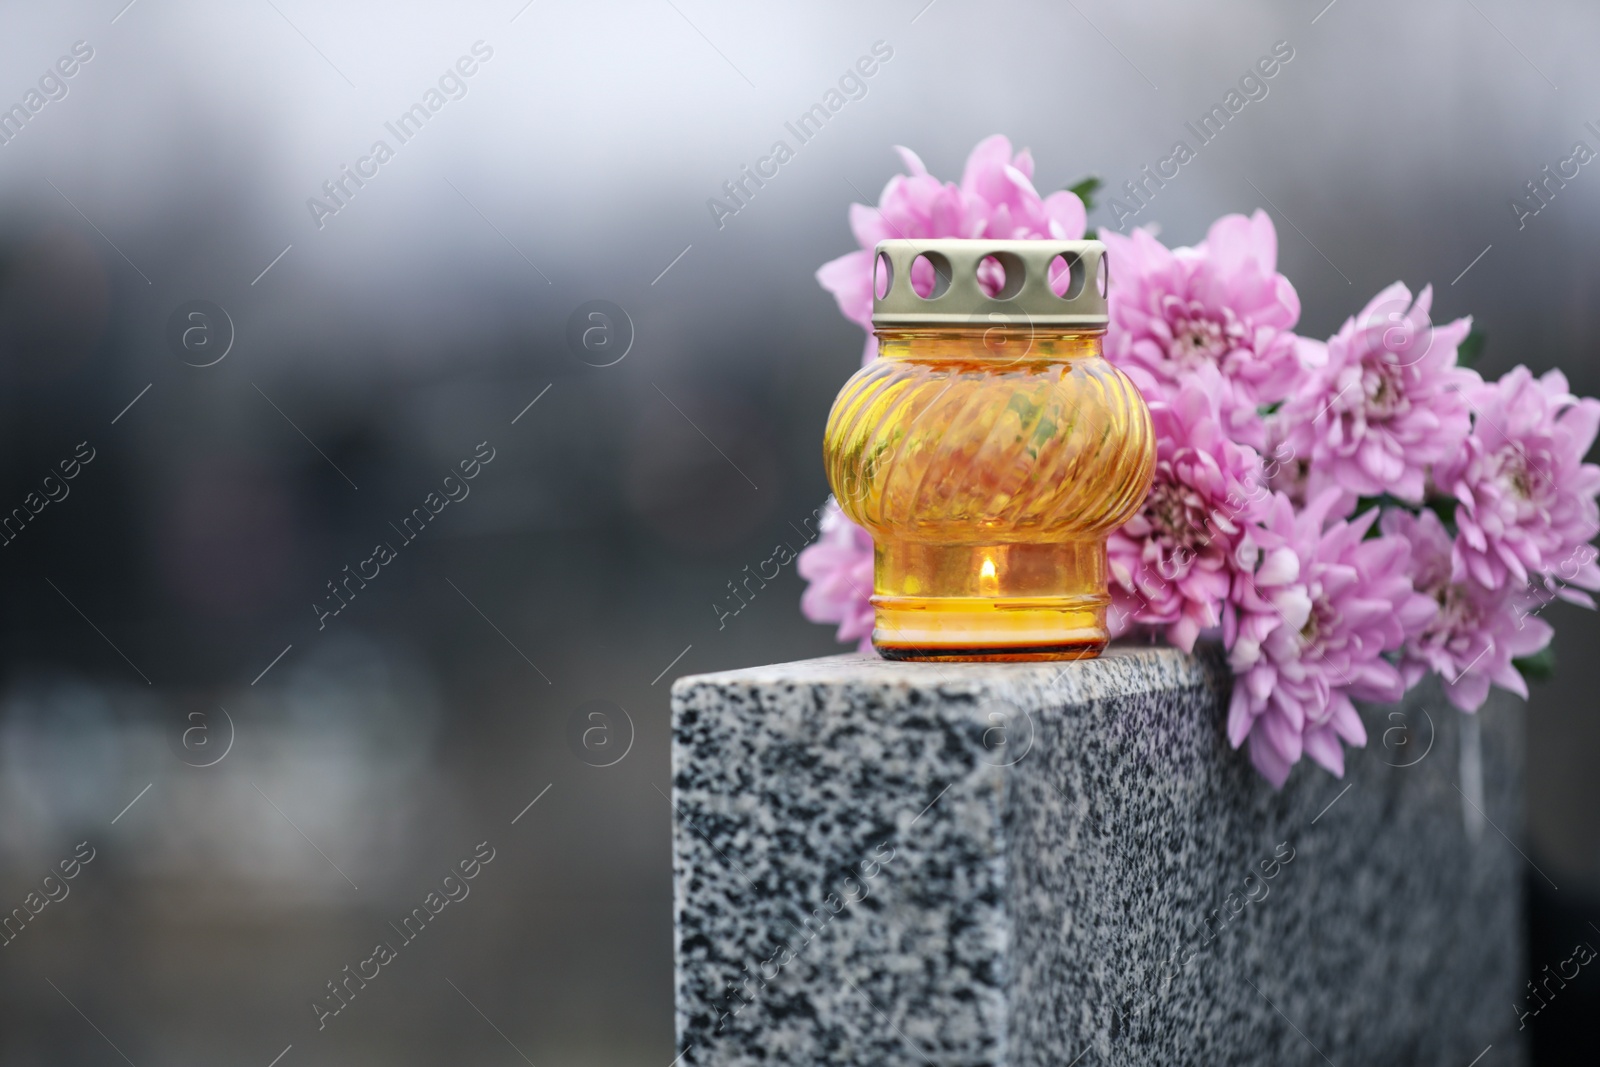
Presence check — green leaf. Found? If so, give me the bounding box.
[1457,327,1486,368]
[1424,494,1458,533]
[1352,493,1409,514]
[1513,644,1556,682]
[1066,176,1103,215]
[1349,495,1409,538]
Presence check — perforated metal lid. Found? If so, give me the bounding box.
[870,238,1108,330]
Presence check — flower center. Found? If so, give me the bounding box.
[1487,446,1546,509]
[1361,358,1410,418]
[1161,298,1243,368]
[1299,596,1334,650]
[1436,582,1464,621]
[1510,465,1532,500]
[1145,475,1210,555]
[1418,580,1486,646]
[1171,318,1227,364]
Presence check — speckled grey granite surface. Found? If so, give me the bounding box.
[670,645,1525,1066]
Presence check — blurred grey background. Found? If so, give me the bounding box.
[0,0,1597,1062]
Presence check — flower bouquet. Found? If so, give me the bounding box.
[799,135,1600,787]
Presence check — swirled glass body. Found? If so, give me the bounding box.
[823,328,1154,660]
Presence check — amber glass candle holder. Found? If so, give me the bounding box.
[823,239,1155,661]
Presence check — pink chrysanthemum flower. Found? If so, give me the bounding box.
[1380,508,1552,712]
[1108,371,1266,652]
[815,134,1088,363]
[1225,491,1436,788]
[1101,211,1304,449]
[1435,366,1600,604]
[797,498,875,653]
[1282,282,1477,507]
